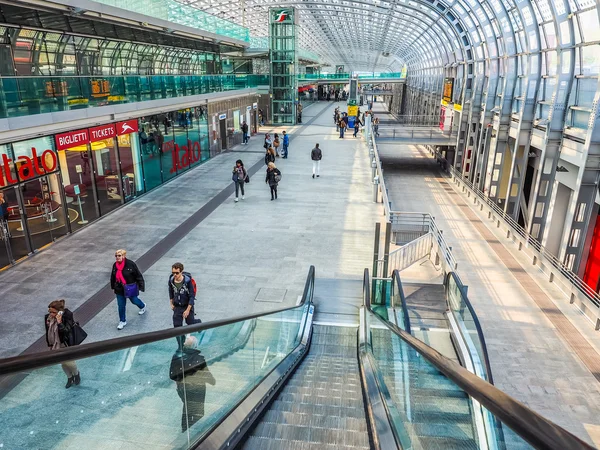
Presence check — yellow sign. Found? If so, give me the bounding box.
[441,99,449,107]
[108,95,126,102]
[68,98,89,105]
[453,104,463,112]
[348,105,358,116]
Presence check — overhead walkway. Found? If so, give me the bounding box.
[0,266,592,450]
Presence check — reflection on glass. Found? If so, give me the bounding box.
[89,138,122,215]
[160,112,178,182]
[116,133,144,202]
[138,117,164,191]
[0,305,307,449]
[58,144,100,231]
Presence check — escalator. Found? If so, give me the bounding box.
[0,266,594,450]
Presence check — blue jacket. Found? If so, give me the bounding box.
[169,275,196,307]
[283,134,289,146]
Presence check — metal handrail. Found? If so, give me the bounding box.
[434,151,600,314]
[0,266,316,375]
[362,268,595,450]
[392,270,411,334]
[370,131,391,219]
[445,271,494,385]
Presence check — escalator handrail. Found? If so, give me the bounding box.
[0,266,316,376]
[362,268,595,450]
[445,271,495,384]
[391,269,411,334]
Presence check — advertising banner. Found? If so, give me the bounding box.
[442,78,454,104]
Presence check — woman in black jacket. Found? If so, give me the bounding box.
[111,248,146,330]
[45,299,80,388]
[264,147,276,166]
[265,162,281,201]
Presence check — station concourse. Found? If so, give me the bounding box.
[1,0,600,449]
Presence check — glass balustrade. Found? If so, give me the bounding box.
[0,304,308,449]
[0,75,269,119]
[368,312,531,450]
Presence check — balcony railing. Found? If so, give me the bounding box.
[0,74,269,119]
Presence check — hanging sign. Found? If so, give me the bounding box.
[89,124,116,143]
[116,120,139,135]
[219,113,227,120]
[55,130,90,151]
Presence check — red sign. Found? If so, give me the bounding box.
[55,129,89,151]
[164,139,202,174]
[89,124,116,142]
[116,120,138,136]
[0,149,58,187]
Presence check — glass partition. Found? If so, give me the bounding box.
[446,273,490,383]
[0,304,309,449]
[369,314,530,450]
[0,75,269,120]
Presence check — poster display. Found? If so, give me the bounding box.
[442,78,454,104]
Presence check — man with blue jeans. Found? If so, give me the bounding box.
[169,262,201,350]
[282,131,289,158]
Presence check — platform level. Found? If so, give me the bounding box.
[0,101,379,361]
[378,139,600,446]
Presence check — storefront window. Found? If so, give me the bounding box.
[11,137,68,250]
[91,137,122,215]
[161,112,178,183]
[117,132,144,202]
[189,106,209,165]
[138,116,164,191]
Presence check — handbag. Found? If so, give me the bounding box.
[232,173,238,182]
[69,323,88,346]
[244,174,250,183]
[274,173,282,183]
[124,282,139,298]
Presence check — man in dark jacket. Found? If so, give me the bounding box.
[169,262,201,349]
[311,143,322,179]
[241,121,249,145]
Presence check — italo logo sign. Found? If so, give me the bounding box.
[0,149,58,187]
[274,10,290,22]
[165,139,202,173]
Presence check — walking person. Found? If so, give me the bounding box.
[282,131,289,158]
[265,162,281,201]
[373,117,380,137]
[273,133,281,157]
[232,159,247,202]
[339,117,347,138]
[45,299,81,388]
[241,121,249,145]
[311,143,322,178]
[169,262,201,350]
[353,117,363,138]
[111,249,146,330]
[264,147,276,166]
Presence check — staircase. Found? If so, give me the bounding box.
[240,325,370,449]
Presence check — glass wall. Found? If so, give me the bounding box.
[0,105,210,270]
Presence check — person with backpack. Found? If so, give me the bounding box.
[282,131,289,159]
[311,143,322,178]
[273,133,281,157]
[265,162,281,201]
[45,299,81,389]
[169,262,200,349]
[111,249,146,330]
[264,147,276,166]
[232,159,247,202]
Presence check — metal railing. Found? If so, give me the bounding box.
[376,127,458,141]
[426,145,600,329]
[388,232,433,273]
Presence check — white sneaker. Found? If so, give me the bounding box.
[242,195,245,200]
[138,306,146,315]
[117,321,127,330]
[235,197,239,202]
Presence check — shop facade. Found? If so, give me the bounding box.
[0,105,209,270]
[208,95,261,154]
